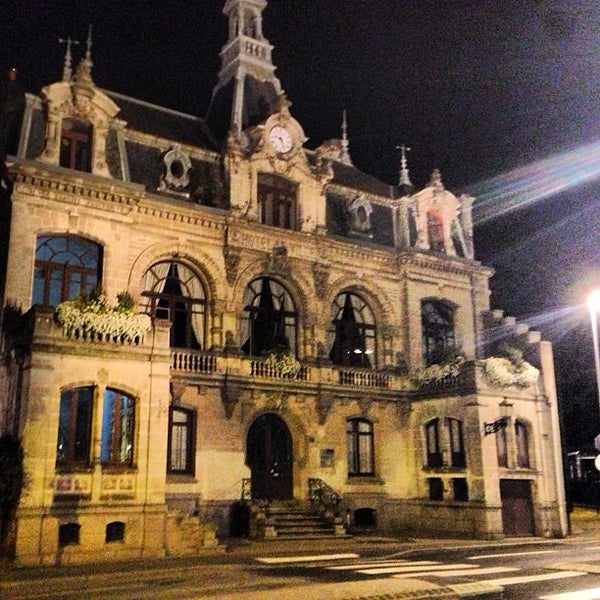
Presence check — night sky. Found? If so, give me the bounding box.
[3,1,600,449]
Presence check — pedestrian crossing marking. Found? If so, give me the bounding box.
[256,552,359,564]
[417,566,518,578]
[469,549,559,560]
[540,587,600,599]
[327,560,437,571]
[357,563,474,575]
[480,571,585,586]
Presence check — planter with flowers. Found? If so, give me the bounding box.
[410,355,465,387]
[56,290,151,344]
[481,346,539,388]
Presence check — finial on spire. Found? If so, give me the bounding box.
[276,91,292,115]
[339,109,353,166]
[59,36,79,82]
[396,144,413,190]
[74,25,94,87]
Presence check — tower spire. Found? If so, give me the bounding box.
[58,36,79,82]
[339,110,353,166]
[397,144,413,193]
[206,0,283,144]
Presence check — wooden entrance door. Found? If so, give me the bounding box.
[500,479,534,536]
[246,413,293,500]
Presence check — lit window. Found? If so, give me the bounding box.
[329,292,376,368]
[101,389,135,467]
[33,236,102,306]
[167,407,195,475]
[427,209,444,252]
[346,418,374,476]
[141,262,206,349]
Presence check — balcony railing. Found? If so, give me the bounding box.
[337,368,390,388]
[250,359,310,381]
[171,349,217,374]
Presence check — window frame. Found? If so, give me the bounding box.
[421,299,455,366]
[60,117,92,172]
[100,389,136,468]
[447,417,466,468]
[258,173,298,230]
[515,420,531,469]
[33,235,102,307]
[56,386,94,469]
[167,406,196,476]
[425,418,443,468]
[346,418,375,477]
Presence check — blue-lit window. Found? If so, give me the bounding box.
[101,389,135,467]
[33,235,101,306]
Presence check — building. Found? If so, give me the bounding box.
[0,0,567,566]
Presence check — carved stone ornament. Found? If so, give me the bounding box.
[159,147,191,193]
[347,194,373,235]
[267,245,290,275]
[316,393,335,425]
[220,378,239,420]
[312,263,330,299]
[223,247,241,285]
[357,396,373,416]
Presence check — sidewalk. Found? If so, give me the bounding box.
[3,507,600,600]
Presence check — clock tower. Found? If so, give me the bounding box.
[206,0,283,145]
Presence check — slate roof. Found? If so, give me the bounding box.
[105,90,217,151]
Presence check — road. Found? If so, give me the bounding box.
[5,538,600,599]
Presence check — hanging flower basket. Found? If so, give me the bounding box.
[56,291,151,342]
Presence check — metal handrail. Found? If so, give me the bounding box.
[308,477,342,517]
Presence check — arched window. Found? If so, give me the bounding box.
[515,420,530,468]
[241,277,297,357]
[33,235,102,306]
[421,300,455,366]
[346,418,374,476]
[329,291,376,368]
[60,117,92,171]
[427,209,445,252]
[258,173,298,230]
[141,262,207,349]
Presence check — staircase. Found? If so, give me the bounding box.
[267,500,343,539]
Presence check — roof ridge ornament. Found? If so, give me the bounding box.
[397,143,413,189]
[339,110,353,166]
[74,25,94,87]
[58,36,80,82]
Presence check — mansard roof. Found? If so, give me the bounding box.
[105,91,217,150]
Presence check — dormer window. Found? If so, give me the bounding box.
[60,118,92,172]
[427,209,445,252]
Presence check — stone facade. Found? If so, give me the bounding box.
[0,0,567,565]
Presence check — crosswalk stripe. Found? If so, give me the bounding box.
[256,553,359,564]
[479,571,586,586]
[540,587,600,599]
[327,560,437,571]
[357,563,475,575]
[468,550,559,560]
[426,567,519,577]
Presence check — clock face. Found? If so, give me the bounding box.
[268,125,293,154]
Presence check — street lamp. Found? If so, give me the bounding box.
[588,290,600,419]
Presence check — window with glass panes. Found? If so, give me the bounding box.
[33,236,101,306]
[167,407,195,475]
[346,418,374,476]
[56,386,94,467]
[100,389,135,467]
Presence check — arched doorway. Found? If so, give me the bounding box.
[246,413,293,500]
